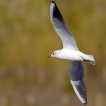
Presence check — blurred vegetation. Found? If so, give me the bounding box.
[0,0,106,106]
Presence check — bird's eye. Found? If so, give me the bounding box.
[53,53,54,55]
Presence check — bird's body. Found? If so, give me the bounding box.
[48,1,95,105]
[51,49,95,65]
[55,49,83,61]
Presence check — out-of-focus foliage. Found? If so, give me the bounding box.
[0,0,106,106]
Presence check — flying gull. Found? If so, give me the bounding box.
[48,1,95,105]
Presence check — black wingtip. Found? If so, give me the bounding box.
[51,1,63,22]
[52,1,55,3]
[84,102,87,105]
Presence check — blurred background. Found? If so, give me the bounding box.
[0,0,106,106]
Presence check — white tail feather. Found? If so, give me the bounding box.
[86,54,95,65]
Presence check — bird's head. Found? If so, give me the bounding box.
[47,50,60,58]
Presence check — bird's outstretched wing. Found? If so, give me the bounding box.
[68,61,87,105]
[50,1,79,50]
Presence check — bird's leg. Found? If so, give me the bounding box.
[82,58,90,62]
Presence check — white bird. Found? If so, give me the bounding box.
[48,1,95,105]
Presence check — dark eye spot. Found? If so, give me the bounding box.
[53,53,54,55]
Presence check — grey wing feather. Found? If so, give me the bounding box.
[68,61,84,81]
[68,61,87,104]
[71,79,87,105]
[50,2,79,50]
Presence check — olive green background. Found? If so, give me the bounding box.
[0,0,106,106]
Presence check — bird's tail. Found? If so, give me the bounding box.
[85,54,95,65]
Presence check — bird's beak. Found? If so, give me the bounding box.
[47,56,51,58]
